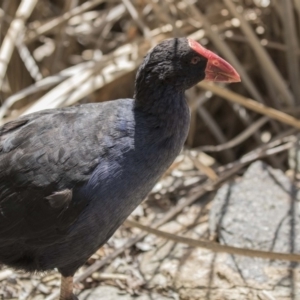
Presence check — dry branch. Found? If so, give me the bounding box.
[224,0,294,106]
[24,0,106,44]
[199,82,300,129]
[125,219,300,262]
[0,0,38,89]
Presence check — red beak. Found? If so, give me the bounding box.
[188,38,241,83]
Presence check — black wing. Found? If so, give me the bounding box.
[0,100,134,245]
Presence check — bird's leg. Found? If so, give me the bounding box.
[59,275,78,300]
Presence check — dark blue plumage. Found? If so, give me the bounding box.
[0,37,240,299]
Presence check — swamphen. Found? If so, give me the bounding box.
[0,38,240,299]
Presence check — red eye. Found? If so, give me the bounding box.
[191,56,201,64]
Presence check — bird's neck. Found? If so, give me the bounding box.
[134,84,188,130]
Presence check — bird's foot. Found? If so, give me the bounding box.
[59,292,78,300]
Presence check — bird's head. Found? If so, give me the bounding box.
[135,37,240,92]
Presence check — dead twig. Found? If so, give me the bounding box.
[24,0,106,44]
[188,152,219,181]
[0,62,95,122]
[122,0,152,42]
[281,0,300,104]
[197,116,269,152]
[0,0,38,89]
[199,82,300,129]
[16,33,43,82]
[21,43,140,116]
[125,219,300,262]
[223,0,294,106]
